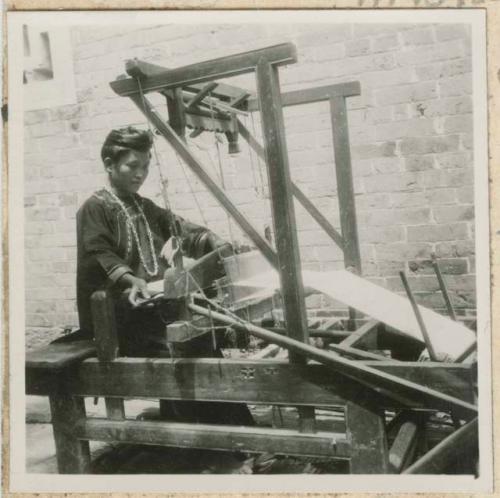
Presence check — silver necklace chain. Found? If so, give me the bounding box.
[104,186,159,277]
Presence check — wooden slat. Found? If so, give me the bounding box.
[189,303,477,419]
[91,290,125,421]
[340,320,381,349]
[247,81,361,112]
[110,43,297,97]
[49,393,90,474]
[129,93,278,269]
[75,418,350,459]
[66,358,474,405]
[26,340,95,370]
[403,418,478,474]
[237,118,344,250]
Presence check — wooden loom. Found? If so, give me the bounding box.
[26,43,478,475]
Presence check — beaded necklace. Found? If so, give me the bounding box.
[104,186,159,277]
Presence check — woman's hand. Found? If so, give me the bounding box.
[118,273,151,306]
[129,277,151,307]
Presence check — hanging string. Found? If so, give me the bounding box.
[245,114,261,197]
[136,76,181,240]
[208,92,238,254]
[250,113,267,199]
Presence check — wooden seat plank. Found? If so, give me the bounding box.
[26,340,96,370]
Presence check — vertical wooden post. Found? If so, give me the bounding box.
[49,393,90,474]
[91,290,125,420]
[256,59,315,432]
[345,397,389,473]
[166,87,186,140]
[255,60,309,360]
[330,96,362,330]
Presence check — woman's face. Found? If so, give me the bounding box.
[105,149,151,195]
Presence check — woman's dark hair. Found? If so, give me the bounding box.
[101,126,153,163]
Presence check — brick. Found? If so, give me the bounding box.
[359,225,404,244]
[366,106,393,125]
[372,33,399,53]
[415,58,472,81]
[375,82,437,106]
[28,247,67,262]
[433,205,474,223]
[386,275,440,293]
[25,109,50,125]
[407,223,468,242]
[439,74,472,97]
[25,221,54,235]
[391,191,427,208]
[312,43,345,62]
[393,104,410,121]
[400,135,460,155]
[407,257,468,275]
[422,168,473,188]
[353,24,411,38]
[434,24,470,42]
[28,121,66,138]
[401,28,435,46]
[355,193,392,210]
[435,240,475,258]
[364,172,422,193]
[297,24,352,48]
[371,157,402,174]
[50,104,88,122]
[375,118,435,141]
[361,68,414,90]
[435,153,470,169]
[461,133,473,150]
[346,38,371,57]
[456,186,474,203]
[410,96,472,118]
[375,242,432,262]
[394,40,464,67]
[24,196,36,208]
[35,134,79,151]
[405,155,435,172]
[425,188,457,205]
[351,142,396,160]
[27,207,61,222]
[360,207,430,226]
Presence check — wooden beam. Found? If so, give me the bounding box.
[255,58,309,362]
[125,58,250,102]
[346,397,389,473]
[39,359,473,405]
[247,81,361,112]
[111,43,297,97]
[185,82,218,110]
[388,414,421,473]
[340,320,381,349]
[129,93,278,268]
[238,118,344,250]
[330,96,362,330]
[25,340,95,370]
[49,393,90,474]
[403,418,478,474]
[432,260,457,321]
[189,303,477,419]
[76,418,350,460]
[91,290,125,421]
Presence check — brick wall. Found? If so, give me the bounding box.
[24,22,475,347]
